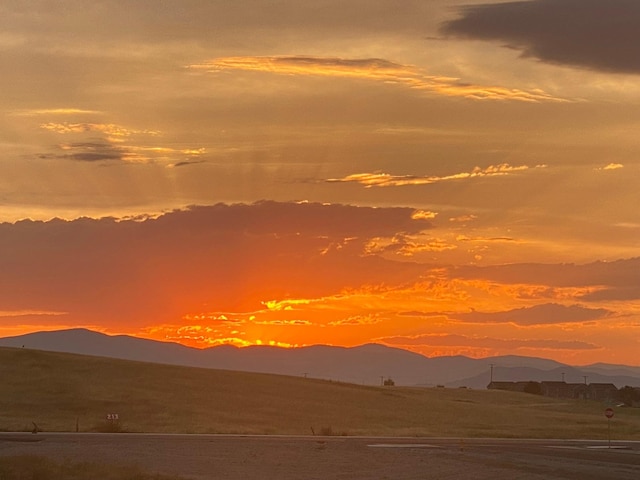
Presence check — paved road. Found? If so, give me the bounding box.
[2,433,640,479]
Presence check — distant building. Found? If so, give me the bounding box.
[487,381,530,393]
[587,383,618,403]
[571,383,589,400]
[488,381,517,391]
[540,381,570,398]
[489,380,622,403]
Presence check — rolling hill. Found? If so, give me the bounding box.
[1,328,639,389]
[2,346,640,438]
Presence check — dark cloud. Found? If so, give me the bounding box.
[579,287,640,302]
[456,258,640,292]
[441,0,640,74]
[0,202,432,327]
[40,141,127,162]
[171,160,203,168]
[450,303,612,326]
[265,56,403,70]
[159,201,433,237]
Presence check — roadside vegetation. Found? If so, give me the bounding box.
[0,455,186,480]
[1,346,639,439]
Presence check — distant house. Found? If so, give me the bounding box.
[487,381,530,393]
[540,382,591,400]
[570,383,589,400]
[587,383,618,403]
[540,381,573,398]
[490,380,622,403]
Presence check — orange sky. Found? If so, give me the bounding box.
[1,1,639,365]
[0,204,638,366]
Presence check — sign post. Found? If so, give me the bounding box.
[604,408,614,448]
[106,413,120,432]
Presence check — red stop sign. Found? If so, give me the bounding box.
[605,408,614,419]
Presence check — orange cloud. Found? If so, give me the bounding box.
[1,202,638,363]
[10,108,101,117]
[190,55,565,102]
[328,314,383,326]
[364,235,457,257]
[411,209,438,220]
[326,163,543,187]
[0,310,68,317]
[598,163,624,171]
[40,122,160,141]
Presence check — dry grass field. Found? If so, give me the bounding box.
[0,455,186,480]
[2,346,639,439]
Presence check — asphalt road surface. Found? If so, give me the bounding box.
[2,433,639,479]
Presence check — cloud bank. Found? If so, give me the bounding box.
[0,202,432,327]
[441,0,640,74]
[0,201,635,359]
[456,258,640,302]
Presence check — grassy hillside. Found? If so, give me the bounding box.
[2,346,639,438]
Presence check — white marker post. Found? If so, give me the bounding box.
[106,413,120,432]
[604,408,614,448]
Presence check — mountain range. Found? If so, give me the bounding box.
[2,328,640,389]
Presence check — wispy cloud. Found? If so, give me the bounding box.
[10,108,101,117]
[364,234,457,257]
[190,55,564,102]
[449,303,613,326]
[456,234,521,244]
[596,163,624,171]
[40,123,160,142]
[37,122,204,165]
[326,163,544,187]
[0,310,68,317]
[449,214,477,223]
[41,141,144,163]
[328,314,382,326]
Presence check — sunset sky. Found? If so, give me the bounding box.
[1,0,639,365]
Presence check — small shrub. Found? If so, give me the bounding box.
[318,426,348,436]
